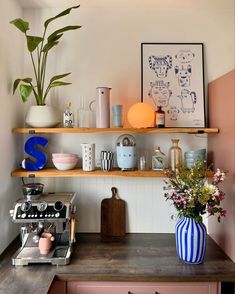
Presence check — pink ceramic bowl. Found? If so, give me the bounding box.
[52,157,78,170]
[52,153,78,159]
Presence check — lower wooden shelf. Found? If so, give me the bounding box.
[11,168,166,178]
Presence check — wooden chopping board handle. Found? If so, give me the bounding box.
[111,187,118,198]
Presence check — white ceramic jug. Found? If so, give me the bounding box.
[81,143,95,171]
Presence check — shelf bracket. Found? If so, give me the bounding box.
[28,174,36,178]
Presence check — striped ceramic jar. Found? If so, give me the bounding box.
[175,217,207,264]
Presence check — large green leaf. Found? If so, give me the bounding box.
[42,34,63,52]
[42,41,59,53]
[44,5,80,29]
[50,81,72,88]
[47,26,81,42]
[13,78,32,94]
[26,35,44,52]
[10,18,29,33]
[50,73,71,83]
[19,84,33,102]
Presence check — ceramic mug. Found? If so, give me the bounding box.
[38,232,55,255]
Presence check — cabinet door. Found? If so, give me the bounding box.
[48,280,66,294]
[67,281,219,294]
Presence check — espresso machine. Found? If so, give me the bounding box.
[9,189,77,266]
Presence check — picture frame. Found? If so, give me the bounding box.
[141,43,205,127]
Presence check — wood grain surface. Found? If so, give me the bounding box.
[1,233,235,294]
[101,187,126,237]
[12,127,219,134]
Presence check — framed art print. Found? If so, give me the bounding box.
[141,43,205,127]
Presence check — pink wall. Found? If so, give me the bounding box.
[208,69,235,262]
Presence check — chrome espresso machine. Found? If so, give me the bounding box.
[9,185,77,266]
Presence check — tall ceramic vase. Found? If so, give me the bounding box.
[95,87,111,128]
[175,217,207,264]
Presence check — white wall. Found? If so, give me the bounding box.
[0,0,25,254]
[19,0,234,234]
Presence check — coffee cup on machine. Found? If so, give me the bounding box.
[38,232,55,255]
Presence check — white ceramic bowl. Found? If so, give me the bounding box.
[52,157,78,170]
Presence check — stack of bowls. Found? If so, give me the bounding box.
[52,153,79,171]
[184,149,206,169]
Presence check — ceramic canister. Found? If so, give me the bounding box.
[96,87,111,128]
[81,143,95,171]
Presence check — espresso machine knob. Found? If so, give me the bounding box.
[54,201,64,211]
[21,201,31,212]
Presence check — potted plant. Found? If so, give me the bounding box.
[11,5,81,127]
[164,160,226,264]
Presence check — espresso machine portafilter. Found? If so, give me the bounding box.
[9,192,77,266]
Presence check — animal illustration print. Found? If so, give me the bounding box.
[148,55,172,78]
[178,89,197,113]
[175,65,192,87]
[175,50,195,63]
[148,80,172,107]
[167,106,180,121]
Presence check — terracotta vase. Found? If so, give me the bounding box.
[25,105,60,128]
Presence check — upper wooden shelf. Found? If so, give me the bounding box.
[12,127,219,134]
[11,168,167,178]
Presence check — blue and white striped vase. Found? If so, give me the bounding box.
[175,217,207,264]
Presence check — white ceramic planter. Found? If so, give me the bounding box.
[25,105,60,128]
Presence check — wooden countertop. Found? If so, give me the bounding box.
[1,233,235,294]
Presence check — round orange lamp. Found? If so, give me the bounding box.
[127,102,155,128]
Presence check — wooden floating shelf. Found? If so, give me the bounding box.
[11,168,167,178]
[11,168,214,178]
[12,127,219,134]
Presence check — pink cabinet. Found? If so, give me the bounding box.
[67,281,219,294]
[48,280,66,294]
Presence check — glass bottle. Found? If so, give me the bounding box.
[63,102,74,128]
[169,139,182,171]
[152,146,166,171]
[155,106,165,128]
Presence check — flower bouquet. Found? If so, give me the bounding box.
[164,160,226,264]
[164,160,226,223]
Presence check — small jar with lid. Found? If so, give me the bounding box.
[155,106,165,128]
[152,146,166,171]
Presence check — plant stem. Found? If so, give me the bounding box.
[42,52,49,104]
[38,28,47,101]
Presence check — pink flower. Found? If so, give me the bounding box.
[220,209,227,217]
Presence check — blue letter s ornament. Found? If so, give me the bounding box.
[22,136,48,171]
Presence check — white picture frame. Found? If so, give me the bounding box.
[141,43,205,127]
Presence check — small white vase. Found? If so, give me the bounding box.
[81,143,95,171]
[25,105,60,128]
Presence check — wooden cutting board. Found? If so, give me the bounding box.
[101,187,126,237]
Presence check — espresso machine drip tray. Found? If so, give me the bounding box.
[13,245,71,266]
